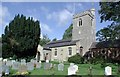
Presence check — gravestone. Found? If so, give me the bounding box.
[36,62,41,69]
[44,63,50,70]
[18,65,27,73]
[39,61,41,63]
[105,66,112,75]
[31,59,37,67]
[21,59,26,65]
[68,63,76,75]
[73,65,78,73]
[58,63,64,71]
[88,66,92,75]
[53,64,56,69]
[2,62,6,72]
[3,59,7,62]
[0,66,2,77]
[5,66,9,75]
[11,60,16,65]
[12,62,20,70]
[0,58,2,61]
[46,60,49,63]
[27,62,34,71]
[6,60,12,67]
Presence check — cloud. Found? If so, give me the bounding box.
[40,23,52,33]
[40,6,49,13]
[47,9,73,26]
[0,4,10,35]
[0,4,10,26]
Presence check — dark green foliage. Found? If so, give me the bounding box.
[62,24,73,40]
[99,2,120,23]
[68,53,84,64]
[39,34,50,46]
[2,14,40,59]
[97,2,120,41]
[52,38,57,41]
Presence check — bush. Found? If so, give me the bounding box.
[68,53,84,64]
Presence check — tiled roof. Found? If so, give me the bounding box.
[90,39,120,49]
[44,40,79,48]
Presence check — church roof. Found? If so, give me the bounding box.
[90,39,120,49]
[44,40,79,48]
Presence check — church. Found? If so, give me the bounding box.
[36,8,96,62]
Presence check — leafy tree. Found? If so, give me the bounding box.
[2,14,40,59]
[99,2,120,23]
[62,24,73,40]
[97,2,120,41]
[52,38,57,41]
[39,34,50,46]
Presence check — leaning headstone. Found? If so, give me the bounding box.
[73,65,78,73]
[36,62,41,69]
[58,63,64,71]
[105,66,112,75]
[68,63,76,75]
[27,62,34,71]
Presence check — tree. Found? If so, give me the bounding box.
[96,24,117,41]
[62,24,73,40]
[2,14,40,59]
[97,2,120,41]
[99,2,120,23]
[39,34,50,46]
[52,38,57,41]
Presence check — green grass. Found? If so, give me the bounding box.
[10,62,119,75]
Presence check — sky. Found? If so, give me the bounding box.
[0,2,111,40]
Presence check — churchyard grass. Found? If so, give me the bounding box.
[10,62,118,75]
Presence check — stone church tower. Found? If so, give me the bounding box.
[72,8,96,56]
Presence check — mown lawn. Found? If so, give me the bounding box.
[29,63,118,75]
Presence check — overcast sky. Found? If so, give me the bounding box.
[0,2,111,40]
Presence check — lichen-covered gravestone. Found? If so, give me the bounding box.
[27,62,34,71]
[18,65,27,74]
[44,60,50,70]
[58,63,64,71]
[36,62,41,69]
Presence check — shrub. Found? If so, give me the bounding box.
[68,53,84,64]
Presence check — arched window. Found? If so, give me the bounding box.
[80,46,83,56]
[68,47,72,55]
[79,18,82,26]
[54,49,57,56]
